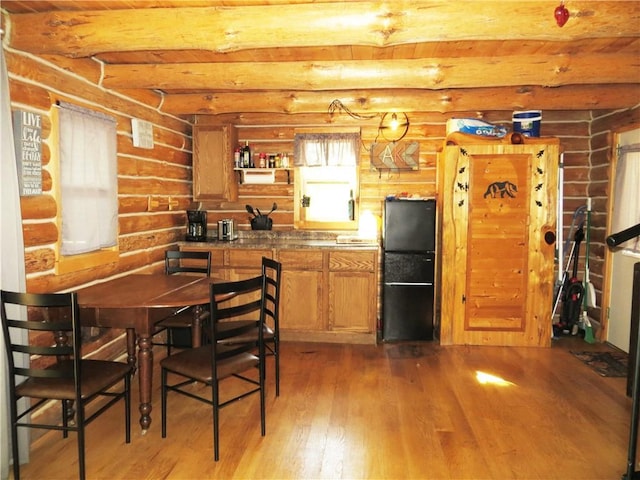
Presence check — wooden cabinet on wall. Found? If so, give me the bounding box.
[192,124,238,202]
[438,139,559,347]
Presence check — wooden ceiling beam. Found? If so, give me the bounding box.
[102,54,638,91]
[8,2,640,57]
[159,85,640,115]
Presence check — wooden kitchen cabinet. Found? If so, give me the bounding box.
[276,248,378,344]
[181,245,225,273]
[179,246,271,280]
[226,248,272,281]
[439,139,559,347]
[277,249,325,333]
[328,251,377,333]
[181,244,379,343]
[192,124,238,202]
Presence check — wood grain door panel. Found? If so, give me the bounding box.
[440,141,558,346]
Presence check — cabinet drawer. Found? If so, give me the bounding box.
[329,251,375,271]
[226,249,272,267]
[180,247,225,268]
[277,249,324,270]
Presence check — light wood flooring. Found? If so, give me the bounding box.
[11,337,634,479]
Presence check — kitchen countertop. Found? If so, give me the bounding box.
[179,233,380,250]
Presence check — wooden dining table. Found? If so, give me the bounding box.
[76,273,222,433]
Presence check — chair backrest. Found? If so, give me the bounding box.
[208,275,266,357]
[1,290,82,399]
[165,250,211,276]
[261,257,282,331]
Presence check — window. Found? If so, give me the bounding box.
[293,130,360,230]
[53,101,119,273]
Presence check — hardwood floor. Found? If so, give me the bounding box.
[12,338,632,479]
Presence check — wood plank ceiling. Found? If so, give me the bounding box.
[2,1,639,119]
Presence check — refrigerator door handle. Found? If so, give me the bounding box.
[386,282,433,287]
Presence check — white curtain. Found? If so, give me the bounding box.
[293,132,360,167]
[612,144,640,252]
[1,46,29,479]
[56,102,117,255]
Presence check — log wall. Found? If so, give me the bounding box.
[194,107,640,336]
[197,110,595,229]
[4,36,639,353]
[5,46,192,352]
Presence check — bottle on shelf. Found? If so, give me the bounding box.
[348,189,355,221]
[242,140,251,168]
[281,152,289,168]
[234,147,241,168]
[259,153,266,168]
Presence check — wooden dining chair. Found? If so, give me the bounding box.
[217,257,282,395]
[153,250,212,355]
[0,290,132,480]
[160,274,267,461]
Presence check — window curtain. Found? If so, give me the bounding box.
[56,102,118,255]
[611,143,640,252]
[293,132,360,167]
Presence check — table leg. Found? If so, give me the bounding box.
[126,328,137,374]
[192,305,203,348]
[137,333,153,433]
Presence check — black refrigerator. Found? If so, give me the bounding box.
[382,198,436,341]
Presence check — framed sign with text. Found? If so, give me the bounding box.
[13,110,43,196]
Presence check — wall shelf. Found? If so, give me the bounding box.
[234,168,291,184]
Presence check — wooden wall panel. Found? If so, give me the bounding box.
[6,45,192,358]
[5,31,639,354]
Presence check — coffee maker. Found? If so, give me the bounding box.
[186,210,207,242]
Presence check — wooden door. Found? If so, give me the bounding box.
[440,141,559,346]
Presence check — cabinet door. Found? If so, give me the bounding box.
[278,250,324,332]
[328,251,376,333]
[192,125,238,202]
[329,271,375,332]
[281,270,324,331]
[440,142,558,346]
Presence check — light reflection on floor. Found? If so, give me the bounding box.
[475,370,515,386]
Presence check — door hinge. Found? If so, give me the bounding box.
[462,294,466,304]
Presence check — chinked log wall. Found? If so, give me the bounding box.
[5,45,193,355]
[4,35,640,356]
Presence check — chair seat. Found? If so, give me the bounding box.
[16,360,132,400]
[161,345,259,383]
